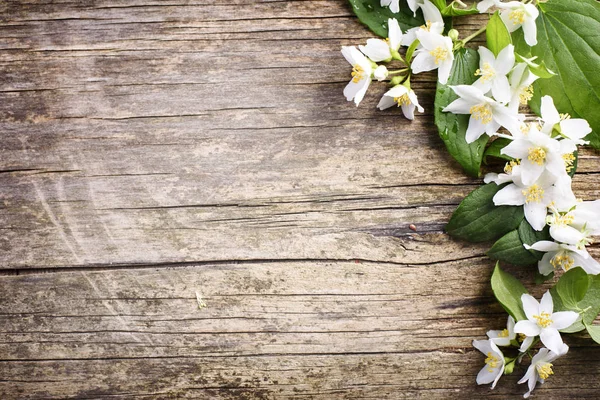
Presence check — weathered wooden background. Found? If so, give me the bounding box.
[1,0,599,398]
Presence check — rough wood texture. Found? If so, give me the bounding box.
[0,0,599,398]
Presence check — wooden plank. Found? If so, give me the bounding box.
[1,262,599,399]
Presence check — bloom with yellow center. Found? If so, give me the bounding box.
[377,84,424,120]
[341,46,373,106]
[540,95,592,145]
[518,347,565,398]
[525,239,600,276]
[487,316,519,347]
[514,291,578,355]
[473,339,505,389]
[472,45,515,104]
[412,30,454,85]
[499,2,540,46]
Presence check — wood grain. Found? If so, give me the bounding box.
[0,0,599,398]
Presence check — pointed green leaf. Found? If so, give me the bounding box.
[486,11,512,56]
[348,0,424,37]
[491,263,528,321]
[552,274,600,333]
[556,267,590,310]
[483,138,513,164]
[434,48,489,177]
[585,323,600,345]
[446,183,524,242]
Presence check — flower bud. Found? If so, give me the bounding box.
[448,29,459,41]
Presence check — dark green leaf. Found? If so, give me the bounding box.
[556,267,590,310]
[434,48,488,177]
[535,271,554,285]
[488,230,538,266]
[585,323,600,345]
[483,138,513,164]
[512,0,600,149]
[446,183,524,242]
[518,220,551,259]
[486,11,512,56]
[348,0,425,37]
[491,263,528,321]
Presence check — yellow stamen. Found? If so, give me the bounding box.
[520,85,534,104]
[547,211,574,227]
[537,363,554,380]
[522,184,544,203]
[394,94,411,106]
[509,9,526,25]
[533,311,553,328]
[504,159,520,174]
[563,153,576,173]
[485,352,499,372]
[420,21,433,31]
[518,333,527,342]
[560,113,571,121]
[351,65,365,83]
[469,103,493,124]
[528,147,547,165]
[475,62,496,82]
[550,252,575,271]
[498,329,510,338]
[430,46,449,65]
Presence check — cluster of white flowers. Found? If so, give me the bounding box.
[342,0,452,119]
[475,291,578,397]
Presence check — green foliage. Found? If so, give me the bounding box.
[513,0,600,148]
[434,48,488,177]
[487,221,550,266]
[348,0,424,37]
[491,264,528,321]
[439,2,479,17]
[584,323,600,345]
[552,274,600,333]
[446,183,524,242]
[483,138,513,164]
[486,11,512,56]
[556,267,590,310]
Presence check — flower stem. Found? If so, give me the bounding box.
[453,0,467,7]
[460,26,487,46]
[387,68,409,75]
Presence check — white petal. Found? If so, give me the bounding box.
[524,202,548,231]
[521,294,540,320]
[451,85,486,103]
[541,95,560,126]
[500,9,521,33]
[478,46,496,66]
[519,335,535,353]
[540,291,553,315]
[401,103,416,120]
[438,59,453,85]
[491,75,512,104]
[528,240,560,252]
[387,18,402,51]
[522,17,538,46]
[466,117,487,143]
[514,320,541,337]
[493,184,525,206]
[520,159,545,187]
[408,91,424,113]
[492,104,520,135]
[359,39,392,62]
[411,52,437,73]
[501,139,530,159]
[540,328,564,355]
[560,119,592,141]
[538,252,555,276]
[377,95,397,110]
[420,0,444,23]
[550,311,578,330]
[495,44,516,76]
[576,254,600,275]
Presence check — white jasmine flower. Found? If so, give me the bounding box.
[547,202,600,249]
[473,45,516,104]
[518,347,567,399]
[540,95,592,145]
[525,241,600,275]
[473,339,505,389]
[498,2,539,46]
[443,85,520,143]
[359,19,403,62]
[380,0,420,15]
[508,63,539,111]
[501,123,576,186]
[492,169,557,231]
[401,0,444,46]
[514,291,578,355]
[377,85,424,120]
[341,46,374,106]
[412,30,454,85]
[487,316,517,346]
[484,159,522,185]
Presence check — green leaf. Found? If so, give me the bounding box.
[487,221,549,266]
[535,271,554,285]
[491,263,528,321]
[486,11,512,56]
[431,0,446,10]
[434,48,488,177]
[515,54,556,79]
[552,274,600,333]
[348,0,425,37]
[585,323,600,345]
[405,39,420,63]
[483,138,513,164]
[556,267,590,310]
[440,2,479,16]
[512,0,600,149]
[446,183,524,242]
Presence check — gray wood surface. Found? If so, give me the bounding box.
[0,0,599,398]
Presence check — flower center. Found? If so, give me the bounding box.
[522,184,544,204]
[420,20,433,31]
[550,252,575,271]
[351,65,366,83]
[563,153,576,173]
[533,311,553,328]
[537,363,554,380]
[560,113,571,121]
[509,9,526,25]
[498,329,510,338]
[485,352,499,372]
[394,94,411,106]
[528,147,547,165]
[520,85,534,104]
[469,103,493,124]
[547,211,574,227]
[518,333,527,342]
[430,46,448,65]
[504,159,520,174]
[475,62,496,82]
